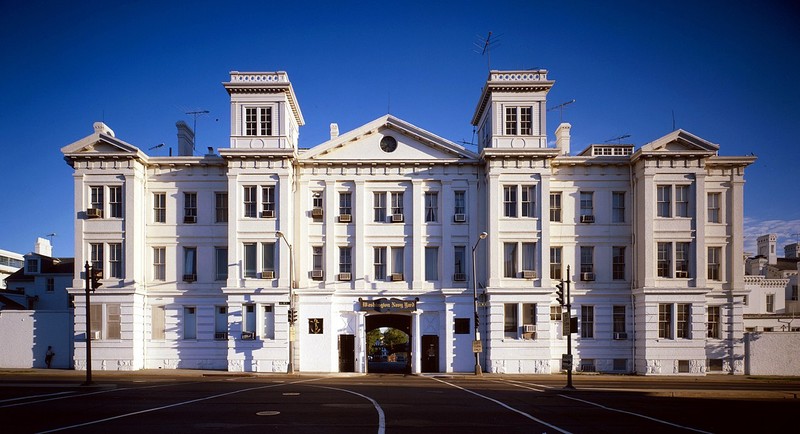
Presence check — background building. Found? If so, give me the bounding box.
[61,69,756,375]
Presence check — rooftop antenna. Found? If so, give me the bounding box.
[148,143,165,151]
[45,233,56,242]
[186,110,210,154]
[548,99,576,123]
[672,109,676,131]
[604,134,631,144]
[474,31,501,71]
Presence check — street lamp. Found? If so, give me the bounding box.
[472,231,488,376]
[275,231,295,374]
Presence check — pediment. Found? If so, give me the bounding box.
[300,115,478,163]
[61,123,142,157]
[639,129,719,154]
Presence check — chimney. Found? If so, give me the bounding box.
[93,122,115,137]
[176,121,195,156]
[555,122,571,155]
[34,237,52,257]
[330,123,339,140]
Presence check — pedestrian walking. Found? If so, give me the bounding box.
[45,346,55,368]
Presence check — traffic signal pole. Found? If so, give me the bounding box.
[83,262,93,386]
[564,265,575,390]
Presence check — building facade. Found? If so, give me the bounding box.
[62,69,756,375]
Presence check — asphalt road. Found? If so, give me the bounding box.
[0,370,798,433]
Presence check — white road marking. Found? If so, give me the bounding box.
[0,391,74,403]
[430,377,572,434]
[35,378,323,433]
[0,381,196,409]
[312,385,386,434]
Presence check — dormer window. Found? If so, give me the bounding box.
[505,106,532,135]
[26,258,39,274]
[245,107,272,136]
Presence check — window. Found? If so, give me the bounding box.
[522,243,536,275]
[244,186,257,218]
[657,186,671,217]
[454,191,466,215]
[215,247,228,281]
[766,294,775,313]
[184,192,197,223]
[550,247,562,280]
[90,304,102,339]
[374,192,386,222]
[109,243,123,279]
[550,192,562,222]
[154,193,166,223]
[391,247,404,275]
[521,186,535,217]
[424,192,438,222]
[425,247,438,281]
[505,106,533,135]
[613,359,628,371]
[504,304,518,338]
[612,192,625,223]
[339,247,352,274]
[454,318,470,334]
[454,246,466,277]
[106,304,121,340]
[675,185,690,217]
[707,306,720,339]
[312,246,323,275]
[390,192,403,216]
[26,258,39,274]
[657,242,672,277]
[152,306,165,340]
[519,107,532,135]
[504,243,517,278]
[262,186,275,215]
[312,191,323,210]
[153,247,166,281]
[216,192,228,223]
[215,306,227,340]
[183,247,197,281]
[677,304,691,339]
[263,305,275,339]
[90,186,104,213]
[707,192,721,223]
[90,243,103,274]
[184,306,197,339]
[612,246,625,280]
[374,247,386,280]
[659,304,672,339]
[243,304,256,337]
[676,242,690,277]
[579,191,593,218]
[707,359,723,372]
[504,107,517,135]
[550,305,563,321]
[580,305,594,338]
[791,285,799,302]
[522,304,537,339]
[108,186,123,218]
[244,243,257,278]
[708,247,721,281]
[613,305,626,334]
[339,192,352,216]
[46,277,54,292]
[580,246,594,275]
[503,186,517,217]
[245,107,272,136]
[262,243,275,275]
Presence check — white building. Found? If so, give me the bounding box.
[743,234,800,331]
[61,69,756,375]
[0,248,24,290]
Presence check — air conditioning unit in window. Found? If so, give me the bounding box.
[183,274,197,282]
[390,273,404,281]
[614,332,628,340]
[214,332,228,340]
[523,324,537,333]
[260,210,275,218]
[522,270,537,279]
[184,215,197,224]
[675,271,689,278]
[338,214,352,223]
[338,272,352,281]
[261,270,275,279]
[311,208,324,218]
[453,213,466,223]
[90,331,101,340]
[391,213,404,223]
[453,273,466,282]
[311,270,324,280]
[86,208,103,219]
[581,272,595,281]
[241,331,256,340]
[580,215,595,223]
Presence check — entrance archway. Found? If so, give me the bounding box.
[365,314,411,374]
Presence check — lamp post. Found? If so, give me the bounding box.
[276,231,295,374]
[472,231,488,376]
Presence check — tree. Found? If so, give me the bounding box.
[382,328,408,347]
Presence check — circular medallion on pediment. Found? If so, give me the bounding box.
[380,136,397,153]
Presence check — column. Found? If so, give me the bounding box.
[412,180,424,288]
[411,311,421,374]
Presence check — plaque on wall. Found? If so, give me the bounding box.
[308,318,323,334]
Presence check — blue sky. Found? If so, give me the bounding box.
[1,0,798,258]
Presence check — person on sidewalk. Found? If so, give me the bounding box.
[45,346,55,368]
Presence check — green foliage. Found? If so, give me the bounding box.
[382,328,409,346]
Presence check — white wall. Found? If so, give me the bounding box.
[0,310,73,368]
[745,332,800,375]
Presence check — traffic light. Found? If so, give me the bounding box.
[288,309,297,324]
[90,268,103,291]
[474,312,480,328]
[555,281,565,306]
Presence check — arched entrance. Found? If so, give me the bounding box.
[365,314,411,374]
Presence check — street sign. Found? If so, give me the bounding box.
[562,315,570,335]
[472,340,483,353]
[477,302,489,307]
[561,353,573,371]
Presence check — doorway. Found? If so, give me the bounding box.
[338,334,355,372]
[421,335,439,373]
[365,314,411,374]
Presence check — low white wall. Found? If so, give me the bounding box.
[745,332,800,376]
[0,310,73,369]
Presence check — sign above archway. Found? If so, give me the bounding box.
[359,297,417,313]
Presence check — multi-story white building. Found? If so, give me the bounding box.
[0,248,24,291]
[61,69,756,375]
[743,234,800,331]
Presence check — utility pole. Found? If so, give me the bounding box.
[83,262,101,385]
[556,265,575,390]
[564,265,575,390]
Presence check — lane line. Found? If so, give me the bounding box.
[490,379,547,392]
[429,377,572,434]
[35,378,323,433]
[0,391,74,403]
[311,385,385,434]
[0,381,197,409]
